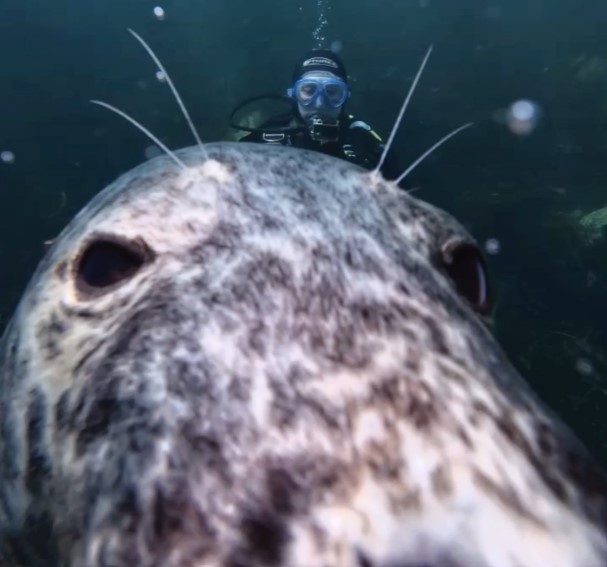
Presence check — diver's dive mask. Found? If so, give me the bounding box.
[288,77,349,143]
[288,77,349,109]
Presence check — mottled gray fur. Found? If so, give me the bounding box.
[1,143,606,567]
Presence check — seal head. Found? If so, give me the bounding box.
[1,143,606,567]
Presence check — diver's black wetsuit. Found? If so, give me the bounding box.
[239,112,403,186]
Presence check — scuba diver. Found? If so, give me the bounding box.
[232,49,402,183]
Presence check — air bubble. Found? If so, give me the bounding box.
[330,40,343,54]
[484,238,500,255]
[156,70,166,83]
[512,100,534,121]
[1,150,15,164]
[144,145,163,160]
[312,0,330,48]
[575,358,595,378]
[505,99,541,136]
[486,5,502,19]
[153,6,165,20]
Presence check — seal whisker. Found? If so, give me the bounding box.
[374,44,433,179]
[90,99,188,170]
[127,28,208,161]
[395,121,474,186]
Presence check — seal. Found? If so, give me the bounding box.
[1,142,606,567]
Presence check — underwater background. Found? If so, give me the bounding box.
[1,0,607,464]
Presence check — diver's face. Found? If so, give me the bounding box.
[296,71,344,122]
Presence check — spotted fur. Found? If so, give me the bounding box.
[1,143,606,567]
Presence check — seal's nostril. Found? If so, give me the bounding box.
[356,547,464,567]
[386,560,464,567]
[356,549,374,567]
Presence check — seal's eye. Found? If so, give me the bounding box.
[441,240,491,315]
[75,237,152,295]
